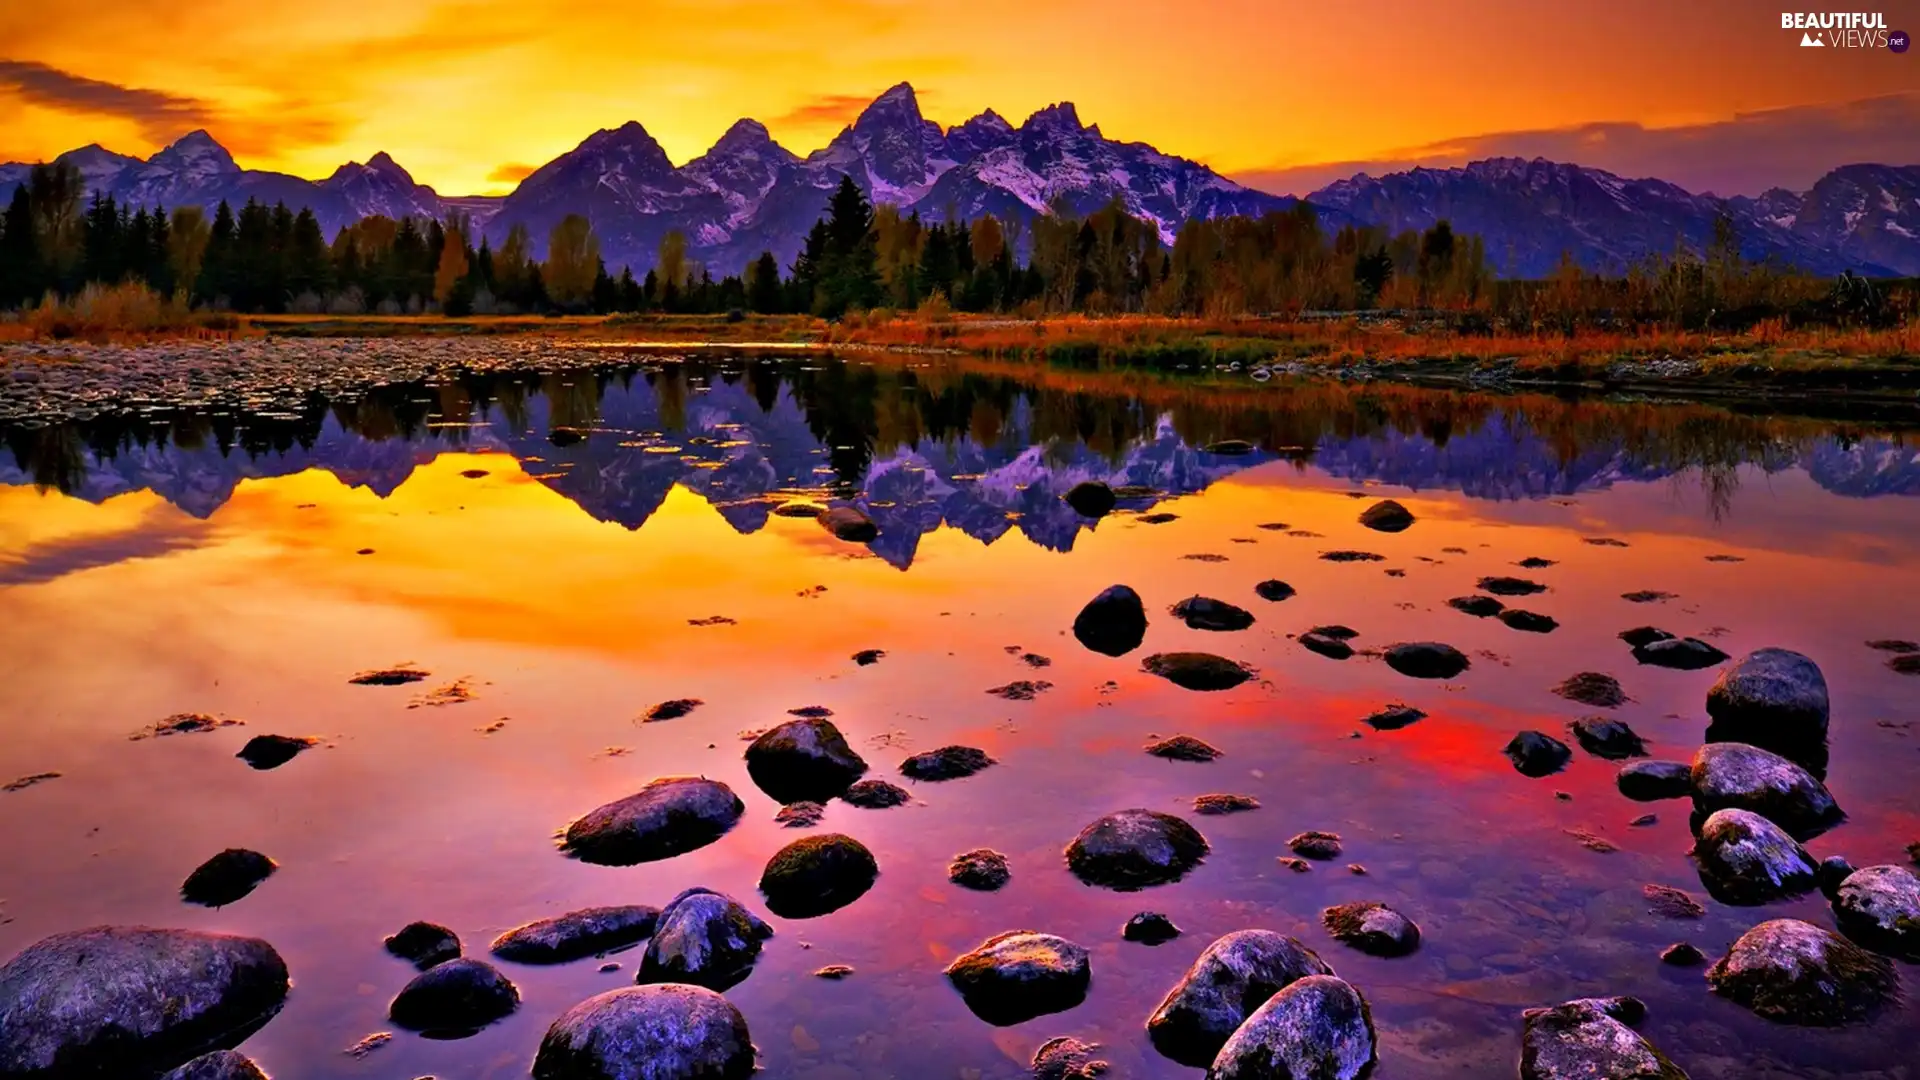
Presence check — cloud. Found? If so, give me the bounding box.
[1237,93,1920,199]
[486,162,536,184]
[0,59,214,142]
[770,92,885,128]
[0,508,211,586]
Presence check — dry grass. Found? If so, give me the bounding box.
[0,283,252,344]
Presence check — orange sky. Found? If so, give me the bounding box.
[1,0,1916,195]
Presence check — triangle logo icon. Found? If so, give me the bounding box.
[1800,31,1825,45]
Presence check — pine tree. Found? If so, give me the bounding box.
[198,200,237,307]
[817,175,879,317]
[0,184,36,307]
[747,251,782,313]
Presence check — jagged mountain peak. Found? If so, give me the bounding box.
[704,118,794,162]
[1022,102,1085,136]
[149,131,239,173]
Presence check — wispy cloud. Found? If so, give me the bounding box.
[0,508,210,586]
[0,59,214,142]
[486,162,536,184]
[770,93,882,129]
[1237,93,1920,199]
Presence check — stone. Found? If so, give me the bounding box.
[1032,1036,1109,1080]
[1500,609,1559,633]
[1617,760,1693,801]
[1622,590,1676,603]
[1073,585,1149,656]
[820,505,877,541]
[1518,996,1686,1080]
[1322,902,1420,957]
[1632,637,1729,671]
[642,698,702,722]
[1123,912,1182,944]
[1146,734,1223,762]
[745,719,869,803]
[1832,864,1920,961]
[1205,975,1375,1080]
[1254,580,1296,602]
[987,679,1054,700]
[900,745,996,781]
[1172,596,1256,631]
[1288,831,1343,860]
[638,889,773,992]
[1690,742,1843,840]
[949,849,1012,890]
[1619,626,1672,649]
[1358,499,1415,532]
[1708,919,1897,1025]
[385,921,461,970]
[388,957,519,1034]
[813,965,854,979]
[181,849,277,907]
[1363,704,1425,731]
[1661,943,1706,966]
[491,906,661,965]
[531,984,753,1080]
[1478,576,1547,596]
[1384,642,1469,679]
[1691,809,1817,905]
[852,649,885,666]
[758,834,879,918]
[1642,884,1707,919]
[1066,809,1210,890]
[1705,649,1830,770]
[774,801,825,828]
[1504,732,1573,777]
[1147,930,1335,1066]
[1553,672,1627,708]
[1320,550,1384,563]
[0,928,289,1078]
[1194,794,1260,815]
[160,1051,269,1080]
[562,777,745,865]
[944,932,1091,1026]
[1818,855,1857,900]
[1065,481,1117,518]
[235,734,316,770]
[1142,652,1255,691]
[841,779,911,808]
[1448,595,1505,617]
[1299,631,1355,660]
[1570,716,1648,760]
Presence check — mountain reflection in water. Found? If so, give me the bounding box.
[4,358,1917,570]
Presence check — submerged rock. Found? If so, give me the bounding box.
[1479,576,1547,596]
[1146,734,1223,762]
[774,801,825,828]
[642,698,702,722]
[944,931,1091,1026]
[1818,855,1858,900]
[1066,809,1210,890]
[1124,912,1182,945]
[1254,580,1296,602]
[949,848,1013,891]
[1032,1036,1109,1080]
[1299,630,1355,660]
[758,833,879,918]
[1065,481,1117,518]
[385,921,461,970]
[1146,930,1334,1066]
[1384,642,1469,679]
[160,1051,268,1080]
[1073,585,1149,656]
[1172,596,1256,631]
[1705,649,1830,771]
[388,957,519,1034]
[1504,732,1573,777]
[1632,636,1729,671]
[638,889,773,992]
[1194,793,1260,815]
[492,906,661,965]
[181,849,277,907]
[745,718,869,803]
[1448,595,1505,617]
[1500,609,1560,634]
[1358,499,1415,532]
[842,778,912,808]
[562,777,745,865]
[1690,742,1843,840]
[1553,672,1628,708]
[235,734,316,770]
[1322,902,1421,957]
[1618,760,1693,802]
[0,927,289,1078]
[1661,943,1706,967]
[1832,864,1920,961]
[1364,704,1426,731]
[1707,919,1897,1025]
[1571,716,1648,760]
[1619,626,1673,649]
[901,745,996,781]
[1519,996,1686,1080]
[820,505,877,541]
[852,648,886,666]
[531,984,753,1080]
[1143,652,1255,691]
[1288,831,1343,860]
[1206,974,1375,1080]
[1691,809,1817,905]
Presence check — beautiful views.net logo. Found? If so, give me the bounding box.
[1780,11,1906,48]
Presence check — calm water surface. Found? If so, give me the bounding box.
[2,357,1918,1079]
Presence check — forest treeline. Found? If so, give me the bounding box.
[0,162,1903,329]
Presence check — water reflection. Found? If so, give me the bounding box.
[4,358,1918,571]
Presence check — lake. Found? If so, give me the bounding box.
[1,354,1917,1079]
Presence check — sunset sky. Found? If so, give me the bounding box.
[1,0,1915,197]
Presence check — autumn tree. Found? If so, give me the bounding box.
[543,214,599,309]
[433,222,470,305]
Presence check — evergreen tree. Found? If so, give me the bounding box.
[0,184,36,307]
[747,250,782,313]
[591,259,618,314]
[198,200,237,307]
[816,176,879,317]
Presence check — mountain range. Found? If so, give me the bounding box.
[4,83,1918,279]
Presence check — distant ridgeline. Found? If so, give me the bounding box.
[1,82,1916,320]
